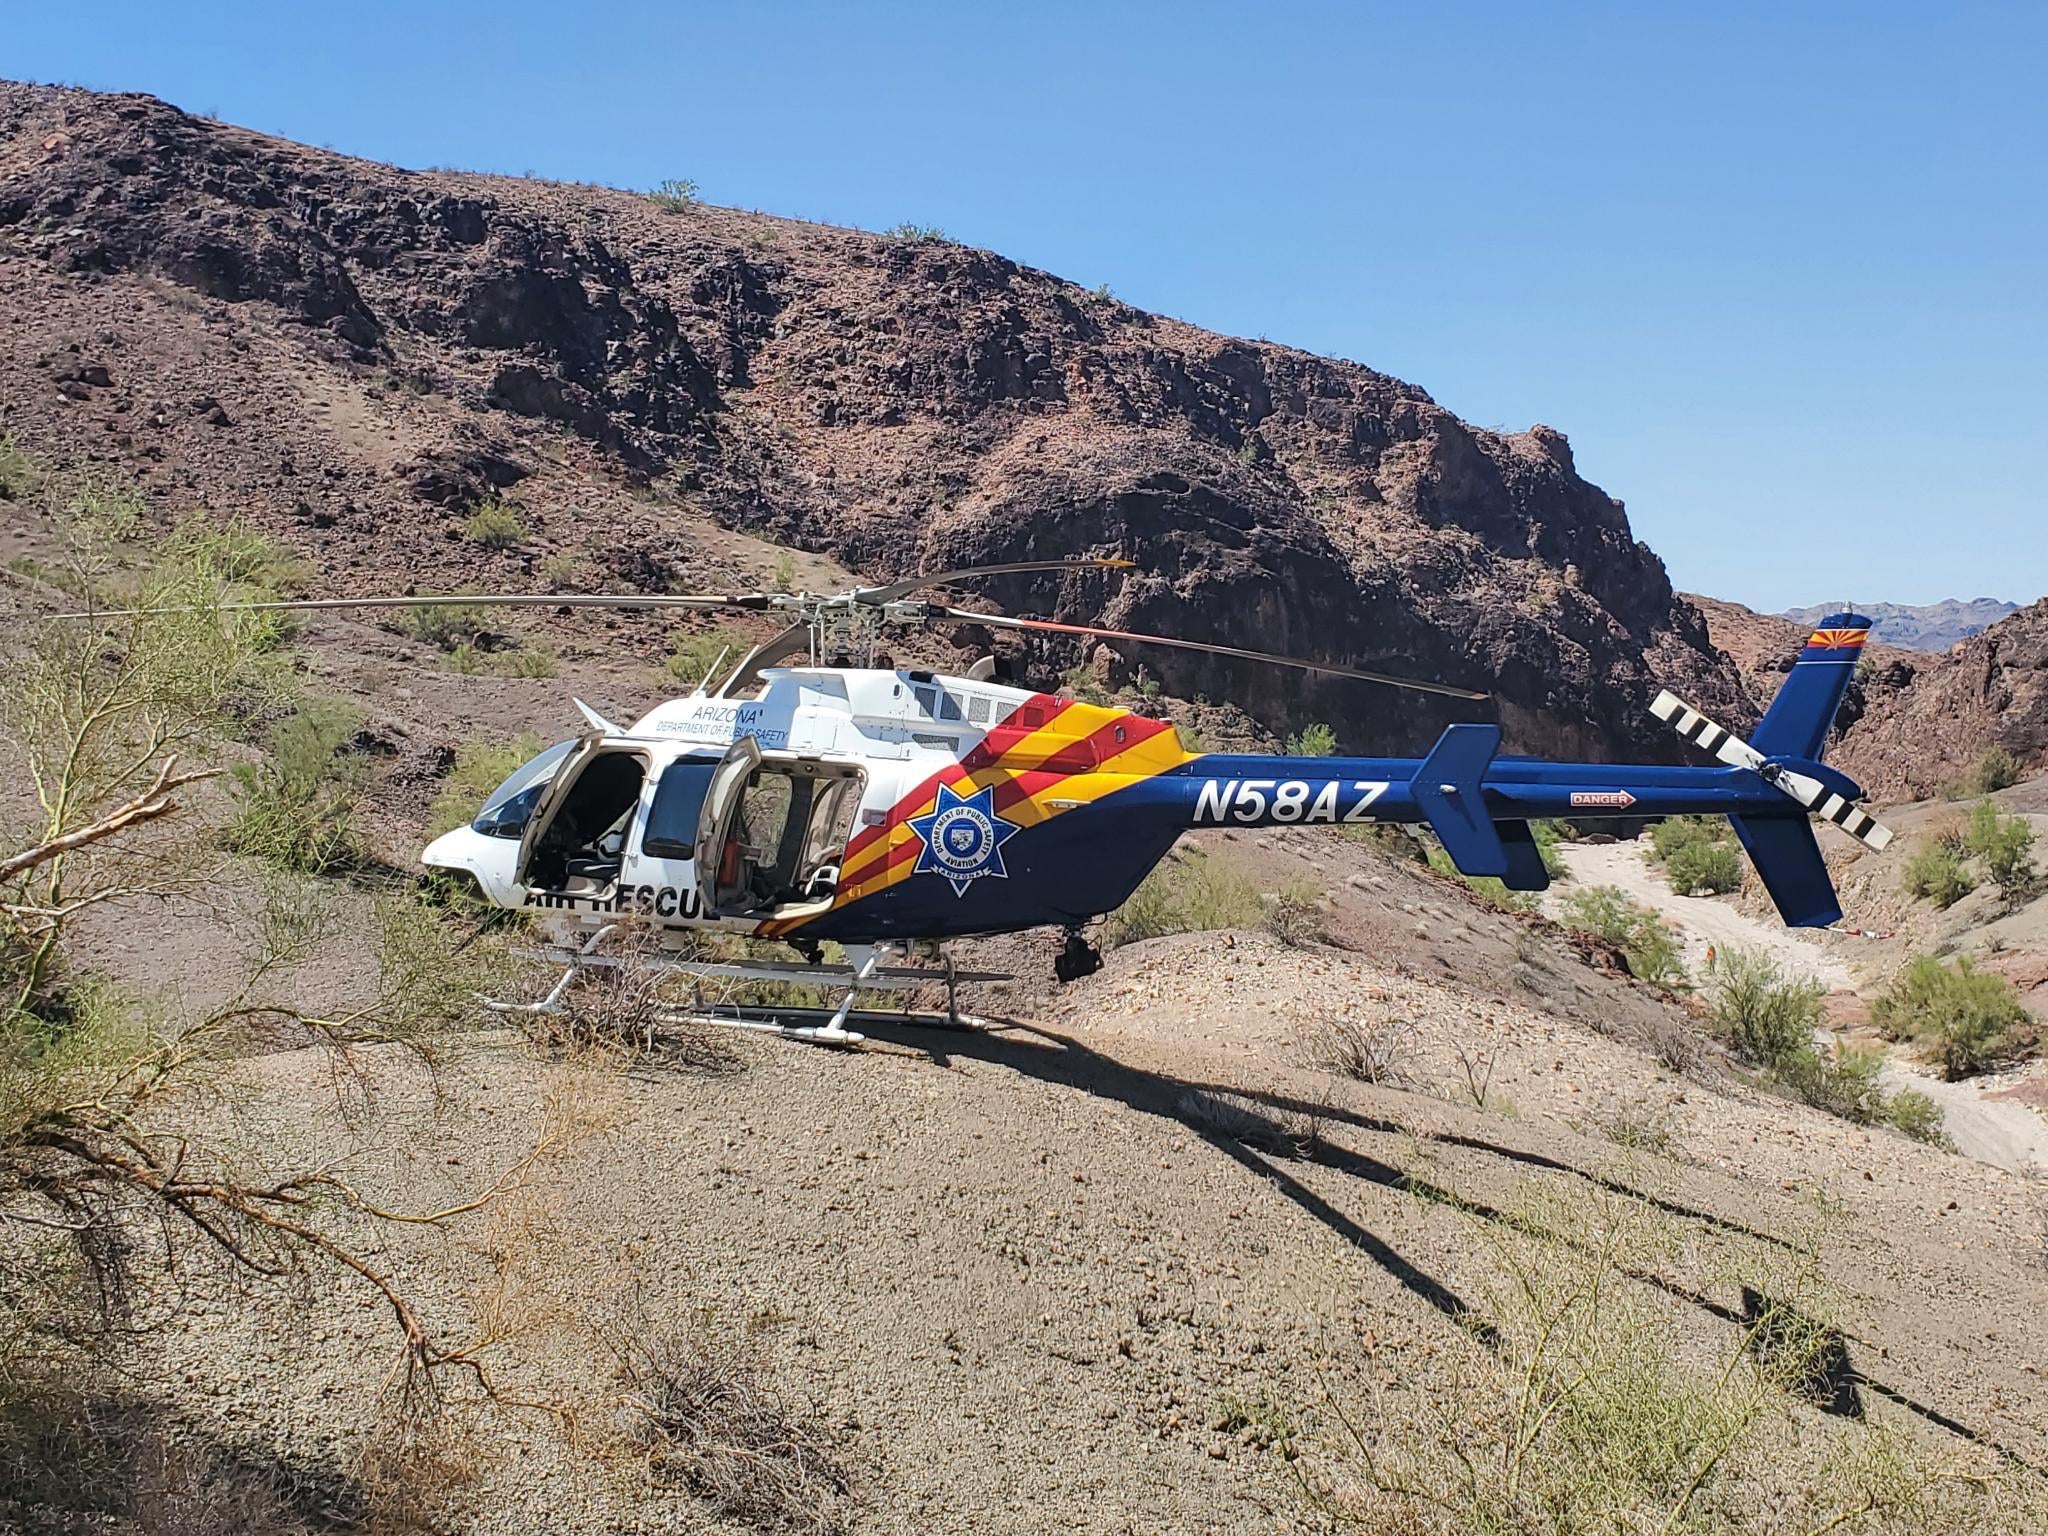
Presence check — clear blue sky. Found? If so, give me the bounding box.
[11,1,2043,612]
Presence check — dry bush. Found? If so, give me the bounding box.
[1265,880,1329,947]
[616,1313,851,1534]
[1176,1087,1324,1158]
[1305,1181,2039,1534]
[520,925,741,1074]
[1304,1011,1418,1086]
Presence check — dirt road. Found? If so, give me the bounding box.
[1550,840,2048,1173]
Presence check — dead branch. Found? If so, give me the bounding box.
[0,755,220,882]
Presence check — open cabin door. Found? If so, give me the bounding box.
[512,733,604,891]
[695,735,763,915]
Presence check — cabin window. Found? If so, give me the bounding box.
[938,692,963,723]
[642,760,718,860]
[913,685,939,716]
[471,739,575,839]
[968,696,992,724]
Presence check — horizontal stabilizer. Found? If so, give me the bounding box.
[1729,815,1842,928]
[1413,724,1507,879]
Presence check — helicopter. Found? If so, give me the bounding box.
[82,559,1893,1043]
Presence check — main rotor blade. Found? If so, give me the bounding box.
[926,605,1489,701]
[50,591,782,621]
[854,556,1136,606]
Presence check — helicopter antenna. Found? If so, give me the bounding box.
[693,645,733,695]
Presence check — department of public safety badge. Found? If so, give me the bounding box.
[906,781,1022,897]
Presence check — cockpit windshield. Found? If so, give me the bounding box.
[471,739,575,839]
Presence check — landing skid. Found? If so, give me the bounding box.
[482,925,1007,1046]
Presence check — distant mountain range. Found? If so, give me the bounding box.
[1778,599,2019,652]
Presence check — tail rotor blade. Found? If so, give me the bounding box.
[1650,689,1894,850]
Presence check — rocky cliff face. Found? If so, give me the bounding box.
[0,82,1749,760]
[1833,599,2048,798]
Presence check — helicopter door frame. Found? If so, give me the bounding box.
[512,733,651,900]
[693,736,765,908]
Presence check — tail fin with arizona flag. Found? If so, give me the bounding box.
[1752,612,1872,760]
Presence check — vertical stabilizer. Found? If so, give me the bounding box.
[1750,612,1872,760]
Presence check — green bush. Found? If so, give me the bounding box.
[1901,839,1977,908]
[667,628,755,691]
[1885,1087,1949,1145]
[1424,842,1536,913]
[226,698,365,874]
[1107,849,1262,947]
[431,732,545,836]
[1964,798,2036,904]
[1872,955,2032,1080]
[1528,818,1571,879]
[647,177,699,212]
[1712,947,1822,1066]
[1665,838,1743,896]
[463,500,527,549]
[883,222,948,244]
[1970,746,2023,795]
[1286,723,1338,757]
[407,601,495,652]
[1648,815,1729,865]
[0,431,43,500]
[1560,885,1687,989]
[1061,662,1108,705]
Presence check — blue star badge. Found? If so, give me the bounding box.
[906,781,1022,897]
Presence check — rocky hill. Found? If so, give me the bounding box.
[1780,598,2019,652]
[1833,597,2048,798]
[0,82,1748,761]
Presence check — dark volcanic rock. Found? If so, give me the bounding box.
[1834,599,2048,798]
[0,81,1750,760]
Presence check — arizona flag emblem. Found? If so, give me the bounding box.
[907,781,1022,896]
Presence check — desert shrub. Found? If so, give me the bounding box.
[1060,662,1108,704]
[882,222,947,244]
[1665,837,1743,895]
[666,628,754,691]
[1560,885,1686,989]
[449,637,556,678]
[0,431,41,500]
[1422,841,1537,913]
[1712,947,1822,1066]
[1310,1180,2026,1534]
[1872,954,2032,1080]
[462,500,527,549]
[431,732,546,837]
[1968,746,2023,795]
[1527,817,1571,879]
[225,697,366,874]
[1901,839,1976,908]
[618,1312,849,1532]
[1264,880,1327,946]
[1286,722,1338,757]
[406,601,495,651]
[1176,1087,1322,1157]
[647,177,700,212]
[1106,849,1261,946]
[1648,814,1729,864]
[1964,798,2036,904]
[3,512,512,1404]
[770,548,797,593]
[1304,1012,1417,1086]
[1885,1087,1949,1145]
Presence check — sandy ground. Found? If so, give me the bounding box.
[1550,840,2048,1174]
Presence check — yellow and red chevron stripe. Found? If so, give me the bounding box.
[1805,627,1869,651]
[756,697,1196,935]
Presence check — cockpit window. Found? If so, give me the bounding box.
[471,739,575,839]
